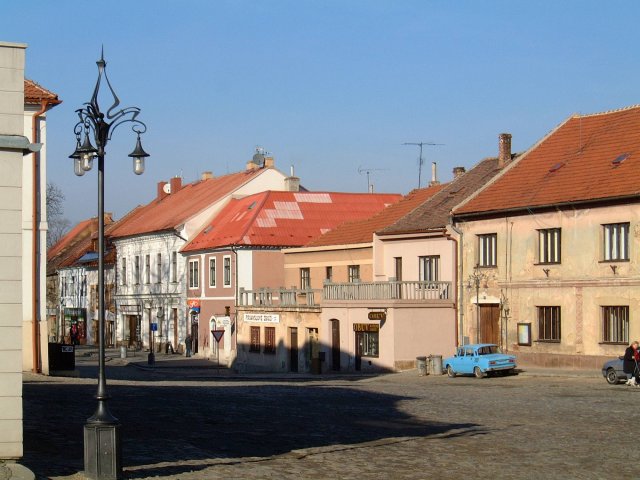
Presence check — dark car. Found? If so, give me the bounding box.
[602,356,629,384]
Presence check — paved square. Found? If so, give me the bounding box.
[23,362,629,479]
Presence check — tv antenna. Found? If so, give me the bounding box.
[358,166,388,193]
[403,141,444,188]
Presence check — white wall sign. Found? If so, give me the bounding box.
[244,313,280,324]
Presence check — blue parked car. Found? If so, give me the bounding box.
[444,343,517,378]
[601,356,628,385]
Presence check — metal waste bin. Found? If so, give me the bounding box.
[120,346,127,359]
[430,354,443,375]
[416,356,427,376]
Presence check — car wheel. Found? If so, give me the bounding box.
[474,366,485,379]
[447,365,456,378]
[606,368,619,385]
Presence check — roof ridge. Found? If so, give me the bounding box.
[576,103,640,119]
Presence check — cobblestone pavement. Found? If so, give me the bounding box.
[22,351,631,479]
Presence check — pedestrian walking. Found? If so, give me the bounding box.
[623,341,639,386]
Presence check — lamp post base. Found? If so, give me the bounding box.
[84,422,122,480]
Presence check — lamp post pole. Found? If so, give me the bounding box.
[70,49,148,480]
[467,265,484,344]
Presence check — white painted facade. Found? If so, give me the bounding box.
[0,40,27,460]
[115,166,290,352]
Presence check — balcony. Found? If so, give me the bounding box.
[238,281,451,308]
[323,280,451,302]
[238,287,321,307]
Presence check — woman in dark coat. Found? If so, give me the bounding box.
[623,341,639,386]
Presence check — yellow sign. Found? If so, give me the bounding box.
[353,323,379,332]
[367,311,386,321]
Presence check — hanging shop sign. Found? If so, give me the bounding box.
[187,299,201,313]
[367,311,386,321]
[353,323,380,332]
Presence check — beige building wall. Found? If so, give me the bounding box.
[0,41,27,459]
[284,244,373,288]
[457,203,640,367]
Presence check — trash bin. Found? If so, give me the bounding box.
[431,355,443,375]
[120,346,127,359]
[416,356,427,376]
[48,343,75,371]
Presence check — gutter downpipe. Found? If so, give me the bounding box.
[31,99,53,373]
[230,244,239,354]
[449,219,464,347]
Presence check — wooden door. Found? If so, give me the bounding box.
[355,332,364,371]
[290,327,298,372]
[331,320,341,371]
[480,304,500,344]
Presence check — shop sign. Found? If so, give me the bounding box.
[187,299,201,313]
[245,313,280,324]
[353,323,379,332]
[367,311,386,321]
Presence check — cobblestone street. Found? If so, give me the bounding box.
[22,354,631,479]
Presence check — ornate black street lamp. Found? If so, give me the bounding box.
[466,264,486,344]
[70,49,148,480]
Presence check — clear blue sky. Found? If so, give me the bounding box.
[3,1,639,224]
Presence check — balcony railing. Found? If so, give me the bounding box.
[238,280,452,307]
[238,287,321,307]
[323,280,451,301]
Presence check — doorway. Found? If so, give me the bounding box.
[290,327,298,372]
[480,304,500,344]
[331,319,340,371]
[128,315,141,349]
[308,328,320,374]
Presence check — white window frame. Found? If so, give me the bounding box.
[419,255,439,282]
[144,254,151,284]
[603,223,629,261]
[171,251,177,283]
[478,233,497,267]
[121,257,127,286]
[188,259,199,289]
[156,253,162,284]
[538,228,561,264]
[223,255,232,287]
[209,257,217,288]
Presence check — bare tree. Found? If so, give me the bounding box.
[47,182,71,249]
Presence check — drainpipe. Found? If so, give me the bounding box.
[449,219,464,347]
[230,244,238,352]
[31,99,54,373]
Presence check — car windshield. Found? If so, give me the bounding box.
[477,345,501,355]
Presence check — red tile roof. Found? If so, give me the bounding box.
[455,105,640,215]
[108,169,271,239]
[181,191,402,252]
[24,79,61,106]
[47,214,115,272]
[305,184,444,247]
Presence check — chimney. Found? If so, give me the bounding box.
[498,133,512,168]
[264,156,274,168]
[285,165,300,192]
[201,171,213,181]
[157,181,169,200]
[428,161,440,187]
[453,166,466,178]
[169,176,182,194]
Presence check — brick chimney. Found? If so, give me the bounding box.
[201,171,213,180]
[285,165,300,192]
[264,156,274,168]
[498,133,512,168]
[170,176,182,194]
[453,166,466,178]
[157,181,169,200]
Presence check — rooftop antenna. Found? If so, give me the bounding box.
[403,141,444,188]
[358,166,388,193]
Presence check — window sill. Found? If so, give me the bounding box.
[534,262,561,266]
[599,259,630,264]
[599,341,627,345]
[476,265,497,269]
[535,340,561,343]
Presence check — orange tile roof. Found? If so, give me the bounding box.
[182,191,402,252]
[24,79,61,106]
[305,184,444,247]
[455,105,640,215]
[108,169,270,239]
[47,214,115,272]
